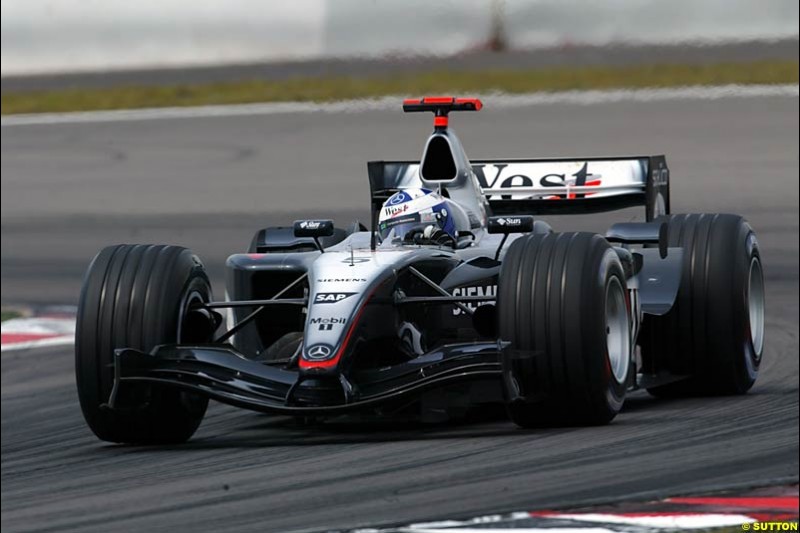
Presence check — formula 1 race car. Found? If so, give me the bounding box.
[75,97,765,443]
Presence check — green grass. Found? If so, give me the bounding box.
[2,59,797,115]
[1,310,22,322]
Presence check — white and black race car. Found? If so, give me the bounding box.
[75,97,765,443]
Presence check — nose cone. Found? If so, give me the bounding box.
[299,249,413,371]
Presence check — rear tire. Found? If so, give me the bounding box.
[641,214,764,396]
[498,232,631,427]
[75,244,212,444]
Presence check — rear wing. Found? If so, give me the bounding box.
[368,155,669,222]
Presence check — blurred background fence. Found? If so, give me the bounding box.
[2,0,798,76]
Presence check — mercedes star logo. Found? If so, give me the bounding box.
[306,344,333,360]
[388,192,407,205]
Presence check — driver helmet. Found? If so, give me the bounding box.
[378,188,468,243]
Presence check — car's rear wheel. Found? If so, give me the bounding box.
[498,232,631,427]
[641,214,764,396]
[75,244,215,444]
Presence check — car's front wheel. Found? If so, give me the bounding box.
[498,232,631,427]
[75,244,215,444]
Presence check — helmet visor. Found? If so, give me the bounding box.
[379,213,428,241]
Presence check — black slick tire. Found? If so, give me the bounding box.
[641,214,764,396]
[498,232,631,427]
[75,244,212,444]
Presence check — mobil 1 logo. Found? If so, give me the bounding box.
[310,316,347,331]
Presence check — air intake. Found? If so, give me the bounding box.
[421,135,457,182]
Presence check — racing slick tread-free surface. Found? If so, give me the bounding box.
[498,232,628,426]
[642,214,763,396]
[75,244,210,443]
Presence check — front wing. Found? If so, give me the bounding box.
[108,342,505,415]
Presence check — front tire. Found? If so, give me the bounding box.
[641,214,764,396]
[498,232,631,427]
[75,244,213,444]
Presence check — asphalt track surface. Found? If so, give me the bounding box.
[1,94,798,532]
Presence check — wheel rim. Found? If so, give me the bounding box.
[747,257,765,358]
[653,193,667,218]
[605,276,630,384]
[177,288,209,343]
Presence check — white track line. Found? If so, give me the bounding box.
[2,84,797,127]
[1,317,75,335]
[1,335,74,352]
[396,526,616,533]
[535,512,756,529]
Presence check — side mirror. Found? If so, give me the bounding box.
[487,216,534,234]
[293,220,334,238]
